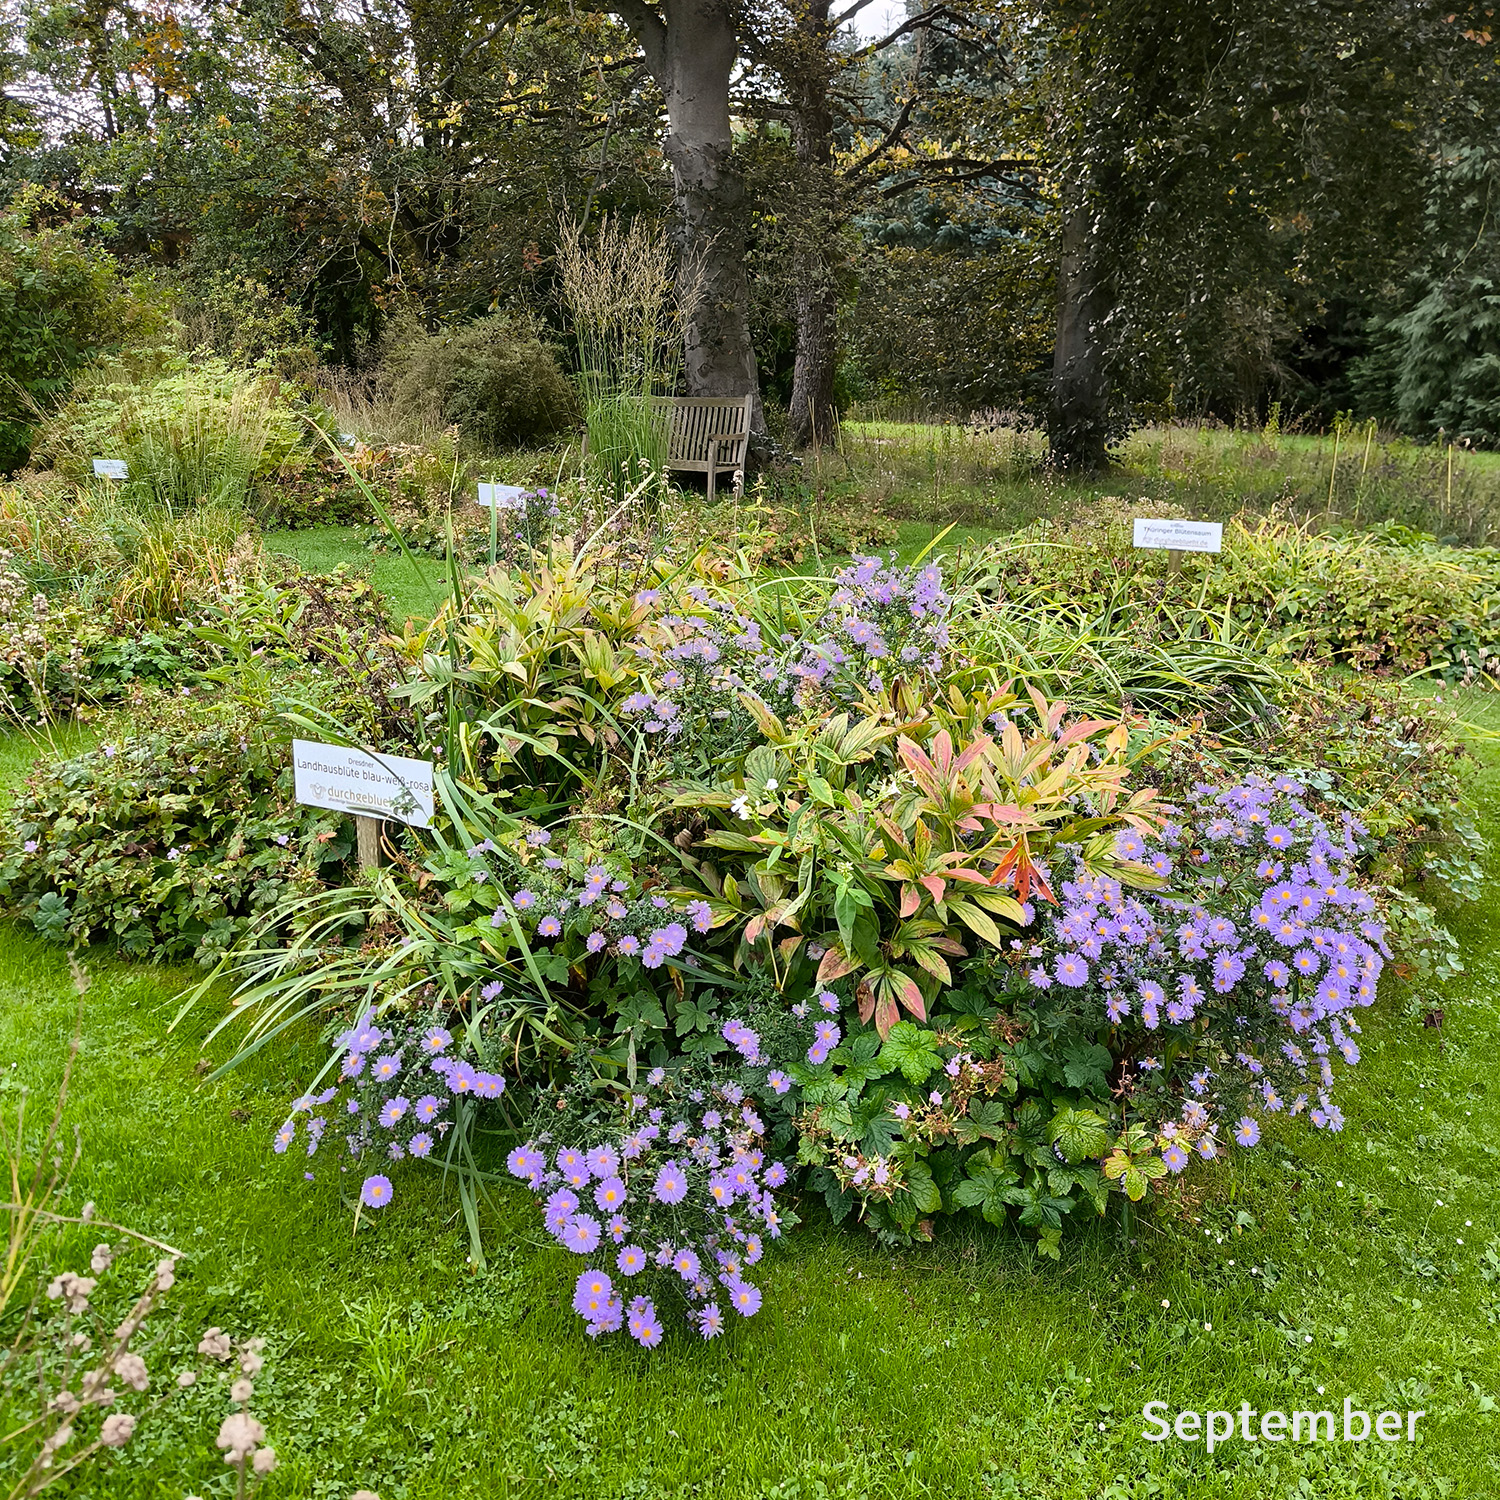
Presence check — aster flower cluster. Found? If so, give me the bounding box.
[622,556,953,754]
[1027,773,1385,1171]
[507,1068,792,1346]
[478,837,713,966]
[275,1009,507,1213]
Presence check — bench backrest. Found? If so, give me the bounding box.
[652,395,754,468]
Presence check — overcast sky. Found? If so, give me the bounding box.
[844,0,909,41]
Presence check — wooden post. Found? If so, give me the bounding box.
[354,813,383,870]
[1167,547,1184,578]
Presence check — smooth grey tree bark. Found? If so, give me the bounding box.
[610,0,764,429]
[785,0,840,449]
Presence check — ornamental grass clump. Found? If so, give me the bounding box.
[508,1064,792,1346]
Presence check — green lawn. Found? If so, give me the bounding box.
[262,526,451,626]
[0,716,1496,1497]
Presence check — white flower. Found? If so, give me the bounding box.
[730,796,751,819]
[252,1447,278,1475]
[99,1413,136,1448]
[197,1328,232,1361]
[217,1411,265,1463]
[89,1243,113,1274]
[113,1352,149,1392]
[763,777,778,791]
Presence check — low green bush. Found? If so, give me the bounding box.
[0,191,164,473]
[380,312,578,449]
[983,499,1500,679]
[32,356,313,513]
[0,692,352,961]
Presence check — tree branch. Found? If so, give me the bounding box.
[609,0,669,84]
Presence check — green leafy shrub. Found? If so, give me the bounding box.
[380,311,578,450]
[0,191,163,473]
[32,356,312,512]
[0,692,353,962]
[167,265,327,379]
[984,500,1500,678]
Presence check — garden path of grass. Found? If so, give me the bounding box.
[0,722,1496,1498]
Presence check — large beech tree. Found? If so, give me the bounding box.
[608,0,763,417]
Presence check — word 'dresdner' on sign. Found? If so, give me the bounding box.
[92,458,129,480]
[292,740,435,828]
[477,481,529,509]
[1132,518,1223,553]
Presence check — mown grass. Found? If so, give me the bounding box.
[0,709,1497,1498]
[252,420,1500,626]
[261,525,450,626]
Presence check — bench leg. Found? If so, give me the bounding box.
[707,464,717,505]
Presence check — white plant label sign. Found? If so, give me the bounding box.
[477,482,529,509]
[1132,518,1223,554]
[91,458,129,480]
[292,740,435,828]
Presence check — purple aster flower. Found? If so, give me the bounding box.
[513,890,536,910]
[1161,1144,1188,1174]
[408,1131,434,1158]
[652,1161,688,1204]
[445,1060,477,1096]
[414,1094,444,1123]
[421,1026,452,1053]
[538,915,562,938]
[507,1145,541,1180]
[561,1215,602,1253]
[272,1121,295,1154]
[1055,953,1089,987]
[359,1174,393,1208]
[593,1175,627,1213]
[372,1053,402,1082]
[766,1071,791,1095]
[617,1244,647,1276]
[572,1268,614,1316]
[628,1303,664,1348]
[586,931,607,954]
[617,935,641,956]
[727,1279,762,1317]
[350,1014,384,1052]
[378,1096,410,1128]
[696,1303,725,1339]
[1233,1117,1261,1148]
[763,1161,788,1187]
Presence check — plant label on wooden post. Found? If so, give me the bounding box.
[477,482,528,509]
[91,459,128,480]
[1132,518,1222,577]
[291,740,435,870]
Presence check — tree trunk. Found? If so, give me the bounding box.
[614,0,763,432]
[1049,193,1112,472]
[786,0,839,450]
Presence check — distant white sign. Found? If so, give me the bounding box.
[339,431,358,448]
[92,458,128,480]
[1132,518,1223,554]
[292,740,435,828]
[477,482,529,509]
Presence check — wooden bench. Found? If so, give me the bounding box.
[653,394,754,503]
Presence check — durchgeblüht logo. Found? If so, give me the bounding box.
[1142,1398,1424,1452]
